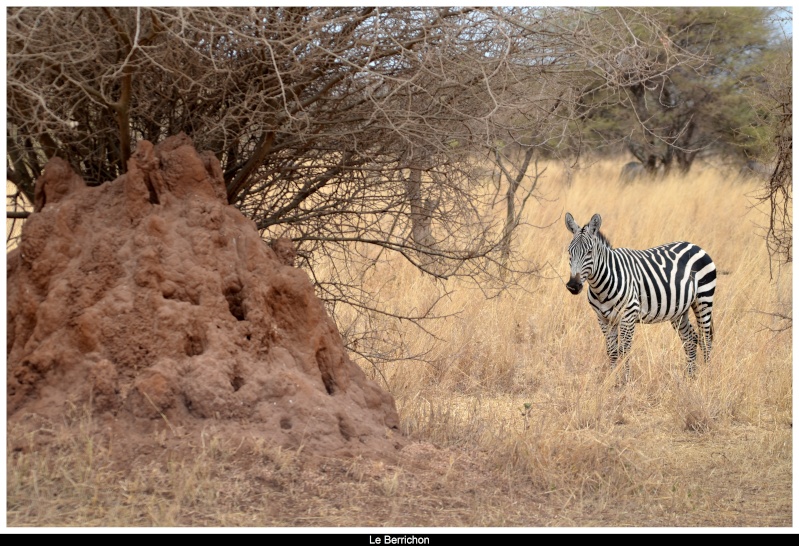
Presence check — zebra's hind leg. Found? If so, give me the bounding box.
[671,311,699,376]
[692,300,713,365]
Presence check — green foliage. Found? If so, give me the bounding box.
[737,38,792,161]
[579,7,782,169]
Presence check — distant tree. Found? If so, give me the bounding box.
[482,7,700,264]
[576,7,778,175]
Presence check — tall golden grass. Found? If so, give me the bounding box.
[335,158,792,515]
[6,179,32,250]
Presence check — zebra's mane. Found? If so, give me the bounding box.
[595,230,612,249]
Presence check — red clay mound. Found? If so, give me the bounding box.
[7,134,402,459]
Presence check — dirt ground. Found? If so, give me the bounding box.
[6,405,792,528]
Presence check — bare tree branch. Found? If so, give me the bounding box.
[6,6,705,365]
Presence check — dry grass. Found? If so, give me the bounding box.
[6,179,31,251]
[6,158,792,528]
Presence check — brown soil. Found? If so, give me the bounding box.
[7,134,404,464]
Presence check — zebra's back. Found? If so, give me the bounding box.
[619,242,716,324]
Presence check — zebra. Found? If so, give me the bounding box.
[736,160,772,182]
[564,212,716,380]
[618,161,645,184]
[618,159,665,184]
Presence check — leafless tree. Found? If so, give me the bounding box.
[735,7,792,334]
[7,7,701,366]
[481,8,704,267]
[744,23,792,274]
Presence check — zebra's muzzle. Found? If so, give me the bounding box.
[566,277,583,295]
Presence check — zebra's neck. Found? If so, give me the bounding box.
[587,237,615,290]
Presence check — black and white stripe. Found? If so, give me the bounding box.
[565,213,716,378]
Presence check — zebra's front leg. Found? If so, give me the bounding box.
[601,315,635,383]
[671,311,699,376]
[596,317,616,364]
[616,319,637,383]
[600,320,627,383]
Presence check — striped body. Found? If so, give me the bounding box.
[565,213,716,379]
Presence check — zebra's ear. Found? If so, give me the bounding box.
[587,213,602,235]
[565,212,580,234]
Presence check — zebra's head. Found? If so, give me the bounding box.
[564,212,602,295]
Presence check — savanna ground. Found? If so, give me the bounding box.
[6,158,792,528]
